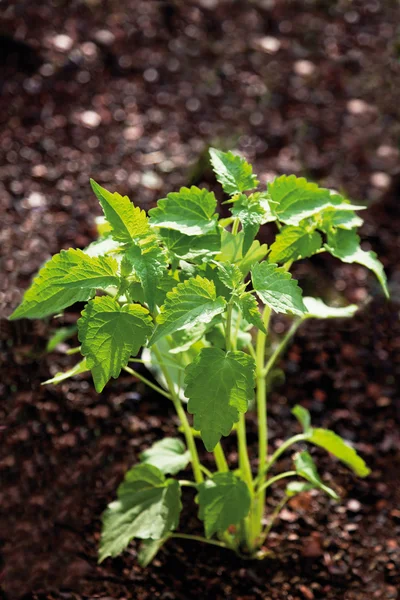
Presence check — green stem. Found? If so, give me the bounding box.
[255,433,308,485]
[231,217,240,235]
[178,480,198,488]
[225,301,234,352]
[152,346,204,484]
[213,442,229,472]
[237,414,253,492]
[200,465,213,479]
[257,471,296,495]
[262,319,303,376]
[123,366,172,400]
[252,306,272,539]
[170,533,228,549]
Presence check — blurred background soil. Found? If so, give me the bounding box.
[0,1,400,599]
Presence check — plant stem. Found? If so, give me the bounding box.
[253,305,272,538]
[123,366,172,400]
[170,533,228,549]
[257,471,296,495]
[179,480,198,488]
[256,433,308,484]
[200,465,213,478]
[225,301,234,352]
[151,346,204,484]
[231,217,240,235]
[262,319,304,376]
[213,442,229,472]
[237,414,253,492]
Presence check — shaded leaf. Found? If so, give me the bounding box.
[231,194,266,255]
[159,228,221,262]
[198,472,251,538]
[269,226,322,264]
[294,451,339,500]
[125,235,168,311]
[149,276,226,346]
[236,292,266,333]
[78,296,153,392]
[185,348,255,451]
[138,537,169,568]
[99,464,181,561]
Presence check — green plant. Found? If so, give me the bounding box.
[10,149,388,565]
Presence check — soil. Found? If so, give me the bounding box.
[1,1,400,599]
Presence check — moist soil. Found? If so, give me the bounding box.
[1,1,400,599]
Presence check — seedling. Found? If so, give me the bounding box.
[10,149,388,564]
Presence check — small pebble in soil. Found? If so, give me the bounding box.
[52,34,74,52]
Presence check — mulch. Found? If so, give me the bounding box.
[1,1,400,598]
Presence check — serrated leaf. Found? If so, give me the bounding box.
[215,262,244,291]
[168,322,208,354]
[307,428,371,477]
[238,239,268,275]
[149,276,226,346]
[185,348,255,451]
[42,358,88,385]
[197,472,251,538]
[269,176,363,226]
[149,186,218,236]
[251,262,306,316]
[294,451,339,500]
[286,481,315,497]
[236,292,266,333]
[9,249,119,320]
[99,464,181,562]
[319,207,364,231]
[269,226,322,264]
[125,236,168,312]
[209,148,258,195]
[159,228,221,262]
[303,297,358,319]
[140,438,190,475]
[231,194,266,255]
[78,296,153,392]
[90,179,150,244]
[325,229,388,297]
[292,404,311,433]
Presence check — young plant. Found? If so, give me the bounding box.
[10,149,388,564]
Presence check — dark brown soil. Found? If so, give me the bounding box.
[1,1,400,599]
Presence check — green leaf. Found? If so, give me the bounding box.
[294,451,339,500]
[99,464,181,562]
[269,176,363,226]
[149,186,218,236]
[307,428,371,478]
[78,296,153,392]
[159,228,221,262]
[303,297,358,319]
[185,348,255,451]
[251,261,306,316]
[209,148,259,195]
[90,179,150,244]
[138,537,169,568]
[46,325,77,352]
[84,235,121,258]
[238,239,268,275]
[42,358,88,385]
[149,276,226,346]
[140,438,190,475]
[125,235,168,312]
[325,229,388,297]
[292,405,311,433]
[286,481,314,497]
[215,262,244,292]
[9,249,119,320]
[236,292,267,333]
[319,207,364,231]
[268,226,322,264]
[216,230,244,264]
[197,472,251,538]
[231,194,266,255]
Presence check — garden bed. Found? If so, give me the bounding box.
[1,1,400,598]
